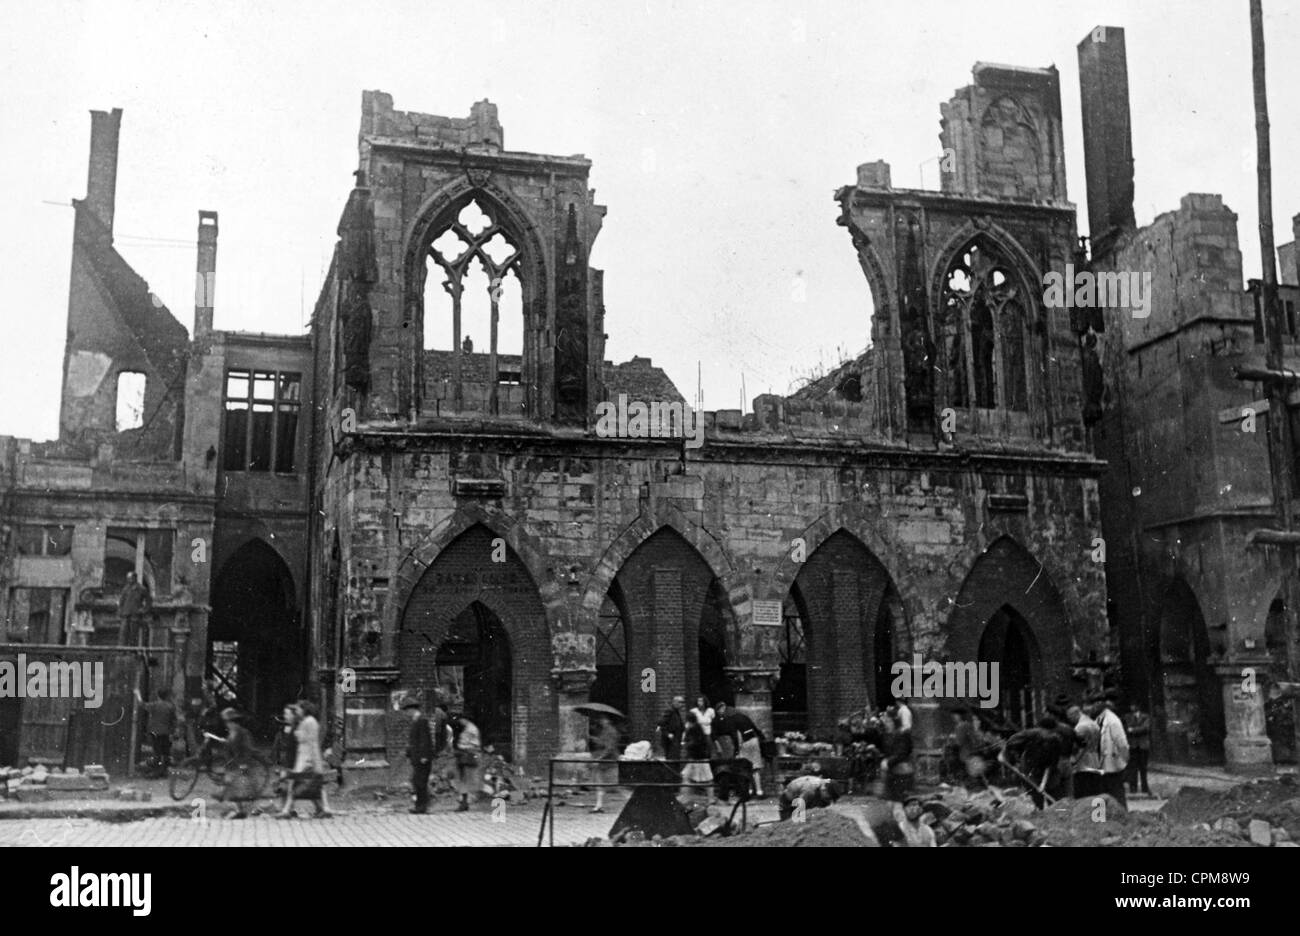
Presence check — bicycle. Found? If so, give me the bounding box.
[169,734,272,803]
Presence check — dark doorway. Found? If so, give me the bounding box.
[590,582,629,717]
[772,589,808,736]
[436,602,513,757]
[873,586,902,710]
[209,540,301,740]
[1157,579,1226,764]
[978,605,1038,729]
[699,581,731,707]
[1265,597,1297,763]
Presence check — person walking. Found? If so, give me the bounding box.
[282,701,333,818]
[1096,693,1130,808]
[588,713,621,814]
[139,688,178,777]
[272,703,300,815]
[1124,703,1152,796]
[217,708,258,819]
[657,695,686,761]
[729,705,767,797]
[679,710,714,803]
[403,700,434,814]
[452,713,482,813]
[711,701,742,760]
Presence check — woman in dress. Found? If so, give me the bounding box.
[452,713,482,813]
[691,695,715,740]
[282,701,333,818]
[679,710,714,804]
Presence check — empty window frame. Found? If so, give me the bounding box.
[115,371,147,431]
[222,370,301,473]
[103,528,172,594]
[940,241,1029,412]
[422,200,524,398]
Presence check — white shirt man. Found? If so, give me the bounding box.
[1096,702,1130,808]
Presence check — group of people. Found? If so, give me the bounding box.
[655,694,768,803]
[836,701,915,798]
[138,682,343,819]
[954,690,1148,809]
[271,700,335,819]
[403,699,482,813]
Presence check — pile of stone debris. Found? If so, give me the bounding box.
[3,762,111,801]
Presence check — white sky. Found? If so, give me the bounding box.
[2,0,1298,441]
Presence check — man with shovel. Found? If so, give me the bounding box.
[999,716,1068,809]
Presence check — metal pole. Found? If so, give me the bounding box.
[1251,0,1300,757]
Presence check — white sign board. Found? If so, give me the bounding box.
[752,600,783,627]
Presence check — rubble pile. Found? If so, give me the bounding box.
[3,762,111,802]
[922,787,1050,847]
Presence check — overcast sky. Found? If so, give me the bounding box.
[2,0,1298,441]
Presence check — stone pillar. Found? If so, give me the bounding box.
[551,668,596,784]
[726,668,777,735]
[1216,659,1273,773]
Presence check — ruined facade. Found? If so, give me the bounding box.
[311,81,1105,781]
[0,111,313,769]
[4,61,1113,777]
[1084,26,1297,771]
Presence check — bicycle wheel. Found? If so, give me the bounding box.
[169,758,201,801]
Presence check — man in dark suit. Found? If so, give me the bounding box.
[404,700,434,814]
[657,695,686,761]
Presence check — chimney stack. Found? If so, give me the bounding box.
[195,210,218,335]
[85,108,123,233]
[1077,26,1136,260]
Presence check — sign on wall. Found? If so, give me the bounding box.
[751,600,783,627]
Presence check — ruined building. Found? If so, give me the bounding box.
[3,61,1112,777]
[1083,26,1298,771]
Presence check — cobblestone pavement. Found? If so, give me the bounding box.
[0,802,619,847]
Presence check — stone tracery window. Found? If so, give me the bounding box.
[940,240,1029,412]
[422,198,523,368]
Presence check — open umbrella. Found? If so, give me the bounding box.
[574,702,626,720]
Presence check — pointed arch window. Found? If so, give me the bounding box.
[940,240,1029,412]
[421,198,524,414]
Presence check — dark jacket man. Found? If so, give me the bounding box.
[657,697,686,760]
[405,703,434,814]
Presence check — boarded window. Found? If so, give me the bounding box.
[115,371,147,431]
[6,588,69,644]
[15,525,73,557]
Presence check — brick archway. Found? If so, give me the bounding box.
[398,523,555,768]
[780,529,906,737]
[596,525,735,742]
[582,505,738,623]
[391,503,565,640]
[943,535,1073,710]
[770,512,918,643]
